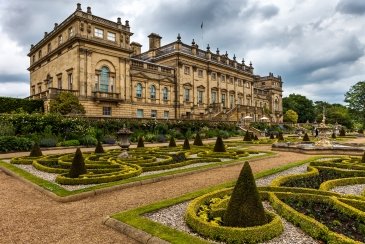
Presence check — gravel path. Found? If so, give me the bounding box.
[5,136,365,244]
[331,184,365,195]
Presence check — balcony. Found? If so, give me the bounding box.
[92,91,121,103]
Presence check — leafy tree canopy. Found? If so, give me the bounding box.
[283,109,298,124]
[345,81,365,127]
[49,92,85,115]
[283,94,315,123]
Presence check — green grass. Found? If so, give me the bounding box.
[110,155,326,243]
[0,149,274,197]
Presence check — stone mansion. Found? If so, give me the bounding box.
[28,3,283,122]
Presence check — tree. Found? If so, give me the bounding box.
[283,109,298,124]
[345,81,365,127]
[314,101,353,129]
[283,94,315,123]
[49,92,85,115]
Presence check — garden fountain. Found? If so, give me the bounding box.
[116,124,133,158]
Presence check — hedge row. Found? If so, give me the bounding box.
[0,97,43,114]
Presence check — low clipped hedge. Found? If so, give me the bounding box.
[185,189,283,243]
[11,156,40,165]
[319,177,365,191]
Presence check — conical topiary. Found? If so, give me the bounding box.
[137,136,144,148]
[94,140,105,153]
[69,148,87,178]
[29,142,43,157]
[302,133,310,142]
[269,133,275,139]
[331,132,336,139]
[183,137,190,150]
[193,133,204,146]
[243,131,252,141]
[223,161,267,227]
[213,136,226,152]
[277,132,284,141]
[362,152,365,163]
[254,134,259,140]
[339,127,346,136]
[169,136,176,147]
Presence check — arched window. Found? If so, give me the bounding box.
[100,66,109,92]
[162,87,168,100]
[274,98,279,111]
[136,83,142,98]
[150,85,156,99]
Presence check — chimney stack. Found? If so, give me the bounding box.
[87,6,92,14]
[76,3,82,11]
[148,33,162,50]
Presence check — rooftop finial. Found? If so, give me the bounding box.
[87,6,92,14]
[192,39,195,45]
[225,51,228,57]
[216,48,220,55]
[233,54,236,61]
[250,61,253,67]
[242,58,245,65]
[117,17,121,25]
[125,20,129,27]
[177,33,181,42]
[44,32,48,37]
[206,44,210,51]
[76,3,81,11]
[54,23,58,29]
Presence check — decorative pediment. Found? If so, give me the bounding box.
[211,87,218,91]
[229,90,235,94]
[197,85,205,90]
[183,82,193,88]
[221,88,227,93]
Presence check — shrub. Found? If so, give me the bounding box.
[171,152,187,162]
[156,134,166,143]
[277,132,284,141]
[223,161,267,227]
[29,142,43,157]
[169,136,176,147]
[0,122,15,136]
[0,96,43,113]
[303,133,310,142]
[193,133,203,146]
[94,141,104,154]
[339,127,346,136]
[183,137,190,150]
[69,148,87,178]
[269,133,275,139]
[0,136,33,152]
[79,135,97,146]
[213,136,226,152]
[137,136,144,148]
[243,131,252,141]
[39,137,58,147]
[362,152,365,164]
[358,129,364,134]
[254,134,259,140]
[57,140,80,147]
[102,135,116,144]
[331,132,336,139]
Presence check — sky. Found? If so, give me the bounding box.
[0,0,365,104]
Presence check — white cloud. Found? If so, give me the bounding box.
[0,82,29,98]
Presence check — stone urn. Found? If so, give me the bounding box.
[116,125,133,158]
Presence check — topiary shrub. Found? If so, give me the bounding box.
[269,133,275,139]
[223,161,267,227]
[213,136,226,152]
[277,132,284,141]
[193,133,204,146]
[169,136,176,147]
[137,136,144,148]
[254,134,259,140]
[243,131,252,141]
[29,142,43,157]
[183,137,190,150]
[303,133,310,142]
[339,127,346,136]
[331,132,336,139]
[69,148,87,178]
[94,141,104,154]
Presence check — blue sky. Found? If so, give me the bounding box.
[0,0,364,104]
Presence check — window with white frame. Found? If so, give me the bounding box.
[137,109,144,118]
[150,85,156,99]
[184,66,190,75]
[102,107,112,116]
[163,87,168,100]
[107,32,116,42]
[94,28,104,38]
[151,110,157,118]
[198,91,203,104]
[211,91,217,103]
[136,83,142,98]
[184,88,190,102]
[163,111,169,119]
[198,69,203,78]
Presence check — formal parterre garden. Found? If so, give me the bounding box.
[0,138,270,196]
[109,154,365,243]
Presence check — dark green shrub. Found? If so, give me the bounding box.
[339,127,346,136]
[213,136,226,152]
[57,140,80,147]
[303,133,310,142]
[94,141,104,154]
[29,142,43,157]
[0,96,43,113]
[156,134,166,143]
[277,132,284,141]
[0,136,33,152]
[243,131,252,141]
[69,148,87,178]
[183,137,190,150]
[137,136,144,148]
[39,137,58,147]
[269,133,275,139]
[223,161,267,227]
[193,133,204,146]
[79,135,97,146]
[102,135,116,144]
[171,152,186,162]
[169,136,176,147]
[331,132,336,139]
[0,122,15,136]
[358,129,364,134]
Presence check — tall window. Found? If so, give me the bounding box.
[163,87,168,100]
[221,75,225,82]
[222,94,226,106]
[32,55,35,63]
[100,66,109,92]
[198,91,203,104]
[230,95,234,108]
[211,72,216,80]
[151,110,157,118]
[136,83,142,98]
[107,32,116,42]
[137,109,144,118]
[68,27,74,38]
[103,107,112,116]
[94,28,104,38]
[229,77,234,84]
[198,69,203,78]
[246,82,250,88]
[184,88,190,102]
[38,50,42,59]
[58,35,63,45]
[68,73,73,90]
[57,77,62,89]
[211,91,217,103]
[164,111,169,119]
[184,66,190,75]
[150,85,156,99]
[47,43,51,53]
[274,98,279,111]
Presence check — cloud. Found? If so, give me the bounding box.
[0,82,29,98]
[336,0,365,15]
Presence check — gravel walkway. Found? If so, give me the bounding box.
[5,136,364,243]
[331,184,365,195]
